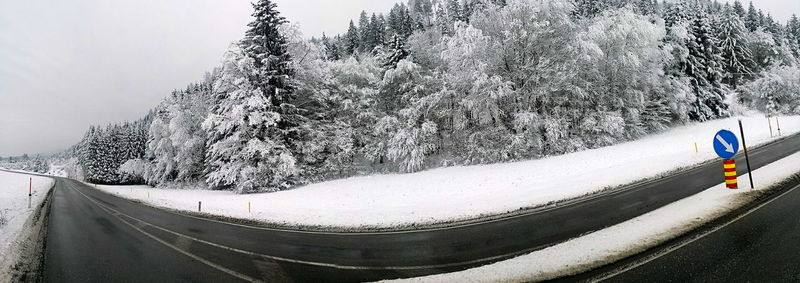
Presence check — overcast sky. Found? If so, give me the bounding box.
[0,0,796,156]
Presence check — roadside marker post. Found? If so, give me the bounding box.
[739,120,754,189]
[29,178,32,197]
[713,129,741,190]
[777,117,782,136]
[248,201,251,213]
[694,142,699,153]
[724,160,738,189]
[768,116,774,137]
[199,201,202,212]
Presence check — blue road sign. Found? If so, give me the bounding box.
[713,130,740,159]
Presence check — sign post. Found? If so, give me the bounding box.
[713,129,740,189]
[738,120,754,189]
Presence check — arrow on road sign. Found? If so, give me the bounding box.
[716,134,735,153]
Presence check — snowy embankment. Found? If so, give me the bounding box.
[95,114,799,229]
[395,149,800,282]
[0,171,54,267]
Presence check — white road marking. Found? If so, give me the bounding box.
[68,180,544,271]
[65,181,264,282]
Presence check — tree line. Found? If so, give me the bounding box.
[59,0,800,193]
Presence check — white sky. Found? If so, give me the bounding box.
[0,0,796,156]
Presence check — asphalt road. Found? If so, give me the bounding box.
[28,134,800,282]
[602,182,800,282]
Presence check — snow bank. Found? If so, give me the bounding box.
[94,114,800,228]
[393,150,800,283]
[0,171,54,262]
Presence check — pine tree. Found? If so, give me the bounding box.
[345,20,359,55]
[732,0,745,18]
[635,0,656,15]
[716,6,754,89]
[204,0,300,193]
[447,0,464,23]
[412,0,434,29]
[435,3,451,35]
[358,11,371,51]
[383,35,410,69]
[321,33,341,60]
[686,7,729,121]
[788,15,800,58]
[745,1,759,32]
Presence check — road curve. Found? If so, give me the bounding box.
[26,134,800,282]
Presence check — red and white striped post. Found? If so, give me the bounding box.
[724,160,738,189]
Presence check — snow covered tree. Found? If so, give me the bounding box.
[388,3,415,40]
[411,0,434,29]
[203,45,297,193]
[743,65,800,115]
[715,6,754,89]
[447,0,466,23]
[579,8,687,140]
[345,20,360,55]
[745,1,760,32]
[358,11,372,51]
[665,1,728,121]
[204,0,300,193]
[788,15,800,59]
[732,0,745,18]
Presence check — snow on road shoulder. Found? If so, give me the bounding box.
[0,171,54,262]
[393,152,800,283]
[94,114,800,229]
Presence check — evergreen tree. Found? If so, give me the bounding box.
[716,6,754,89]
[686,7,728,121]
[732,0,745,18]
[447,0,465,23]
[435,3,452,35]
[204,0,300,193]
[383,35,410,69]
[745,1,759,32]
[388,3,415,40]
[358,11,371,51]
[412,0,434,28]
[321,33,341,60]
[345,20,359,55]
[788,15,800,58]
[635,0,657,15]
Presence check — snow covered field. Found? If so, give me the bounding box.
[397,149,800,282]
[0,171,54,262]
[94,114,800,229]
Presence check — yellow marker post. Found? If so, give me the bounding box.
[248,201,251,213]
[694,142,698,153]
[724,160,738,189]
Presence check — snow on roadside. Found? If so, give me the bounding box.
[94,114,799,228]
[392,152,800,283]
[0,171,54,262]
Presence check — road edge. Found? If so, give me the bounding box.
[0,179,55,283]
[550,172,800,283]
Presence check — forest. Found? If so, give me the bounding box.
[57,0,800,193]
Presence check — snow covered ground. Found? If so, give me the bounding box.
[394,149,800,283]
[94,114,800,229]
[0,171,54,262]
